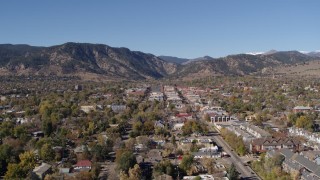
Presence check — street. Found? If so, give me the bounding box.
[212,133,260,180]
[197,112,260,180]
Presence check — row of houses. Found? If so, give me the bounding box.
[250,137,300,153]
[268,149,320,180]
[289,127,320,146]
[31,160,93,179]
[164,86,183,108]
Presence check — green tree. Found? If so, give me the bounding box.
[14,125,29,141]
[153,160,175,178]
[0,144,13,175]
[0,121,14,139]
[116,149,137,172]
[42,119,53,136]
[227,163,240,180]
[179,155,194,174]
[40,143,55,162]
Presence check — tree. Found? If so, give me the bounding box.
[128,164,142,180]
[201,158,215,174]
[0,144,13,175]
[40,143,55,162]
[120,171,129,180]
[296,115,313,131]
[42,119,53,136]
[227,163,240,180]
[5,151,36,179]
[153,160,175,178]
[171,135,177,147]
[115,149,137,172]
[0,121,14,139]
[14,125,29,141]
[4,163,24,179]
[204,114,210,122]
[179,155,194,175]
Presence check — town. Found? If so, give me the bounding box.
[1,75,320,180]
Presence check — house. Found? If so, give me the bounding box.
[74,85,82,91]
[108,105,127,113]
[80,105,96,113]
[176,113,193,120]
[145,149,163,164]
[300,151,320,165]
[249,137,300,153]
[173,122,184,131]
[149,92,164,101]
[293,106,312,113]
[277,149,320,179]
[193,146,221,159]
[59,168,71,174]
[183,174,215,180]
[289,127,320,144]
[31,163,52,180]
[240,124,271,138]
[32,131,44,138]
[74,160,92,171]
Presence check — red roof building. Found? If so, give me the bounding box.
[74,160,92,171]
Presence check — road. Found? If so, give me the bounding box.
[197,111,260,180]
[212,133,260,180]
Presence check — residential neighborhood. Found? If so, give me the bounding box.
[1,76,320,180]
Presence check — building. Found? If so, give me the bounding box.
[193,146,221,159]
[74,160,92,171]
[31,163,52,180]
[289,127,320,145]
[300,151,320,166]
[149,92,164,101]
[210,114,232,123]
[277,149,320,179]
[240,124,271,138]
[80,105,96,113]
[75,85,82,91]
[250,137,300,153]
[108,105,127,113]
[183,174,215,180]
[293,106,312,113]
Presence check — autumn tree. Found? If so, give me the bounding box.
[5,151,36,179]
[128,164,142,180]
[296,115,313,131]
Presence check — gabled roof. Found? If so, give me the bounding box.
[252,137,299,146]
[33,163,52,174]
[279,148,294,159]
[75,160,92,167]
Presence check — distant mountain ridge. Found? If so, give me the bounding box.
[0,43,318,80]
[173,51,317,78]
[158,56,189,64]
[0,43,177,80]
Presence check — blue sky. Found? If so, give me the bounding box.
[0,0,319,58]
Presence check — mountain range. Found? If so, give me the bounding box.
[0,43,319,80]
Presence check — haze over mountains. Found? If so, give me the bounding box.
[0,42,319,80]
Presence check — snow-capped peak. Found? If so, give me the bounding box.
[245,52,264,55]
[299,51,310,54]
